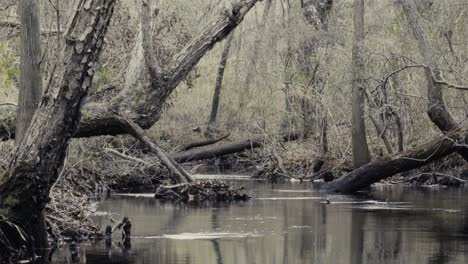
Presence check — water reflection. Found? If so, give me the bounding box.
[52,182,468,264]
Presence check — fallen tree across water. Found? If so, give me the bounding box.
[321,129,467,193]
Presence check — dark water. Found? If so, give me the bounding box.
[52,179,468,264]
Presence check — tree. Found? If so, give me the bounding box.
[0,0,116,256]
[0,0,261,141]
[350,0,371,168]
[208,32,235,132]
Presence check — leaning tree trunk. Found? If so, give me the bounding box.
[350,0,370,168]
[0,0,260,141]
[0,0,115,255]
[208,32,235,132]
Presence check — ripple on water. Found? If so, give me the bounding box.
[161,232,262,240]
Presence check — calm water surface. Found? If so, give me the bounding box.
[52,178,468,264]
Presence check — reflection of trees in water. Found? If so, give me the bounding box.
[211,208,224,264]
[282,204,289,264]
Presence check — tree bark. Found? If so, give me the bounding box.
[0,0,116,254]
[351,0,371,168]
[14,0,48,252]
[0,0,260,141]
[208,32,235,131]
[16,0,42,146]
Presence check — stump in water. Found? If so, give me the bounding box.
[154,181,250,202]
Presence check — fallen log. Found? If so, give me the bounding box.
[173,137,263,163]
[179,134,230,151]
[173,133,300,163]
[321,129,467,193]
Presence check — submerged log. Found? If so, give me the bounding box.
[321,129,467,193]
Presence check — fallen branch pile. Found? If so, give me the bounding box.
[154,181,250,202]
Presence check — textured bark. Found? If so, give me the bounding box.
[350,0,371,168]
[14,0,47,251]
[16,0,42,146]
[322,129,467,193]
[0,0,260,141]
[0,0,116,253]
[208,32,235,130]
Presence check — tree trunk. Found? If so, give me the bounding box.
[14,0,48,252]
[0,0,261,141]
[351,0,371,168]
[208,32,235,131]
[16,0,42,146]
[0,0,116,256]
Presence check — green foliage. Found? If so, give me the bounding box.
[0,39,19,102]
[90,63,113,94]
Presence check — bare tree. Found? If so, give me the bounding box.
[0,0,261,141]
[351,0,370,168]
[0,0,116,255]
[323,0,468,193]
[208,32,235,132]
